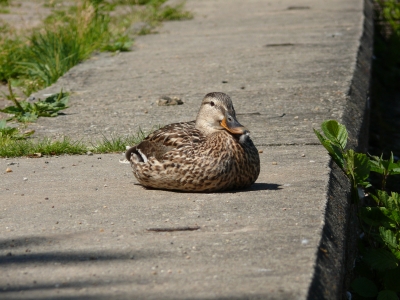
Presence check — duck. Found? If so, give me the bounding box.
[125,92,260,192]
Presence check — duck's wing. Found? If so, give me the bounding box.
[126,121,200,162]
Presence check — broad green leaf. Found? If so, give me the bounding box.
[379,207,400,225]
[370,155,385,174]
[391,166,400,175]
[353,152,370,185]
[380,227,398,249]
[394,250,400,261]
[0,106,21,114]
[377,290,399,300]
[390,192,400,207]
[321,120,348,150]
[386,152,400,175]
[346,149,355,180]
[313,128,344,169]
[364,248,398,271]
[324,141,345,169]
[0,91,69,123]
[371,152,400,175]
[16,112,38,123]
[372,190,390,207]
[351,277,378,297]
[313,128,327,145]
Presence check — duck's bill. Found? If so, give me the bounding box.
[220,117,248,135]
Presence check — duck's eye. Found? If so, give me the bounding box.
[210,101,215,107]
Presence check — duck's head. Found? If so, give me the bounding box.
[195,92,249,137]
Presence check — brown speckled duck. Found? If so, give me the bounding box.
[125,92,260,192]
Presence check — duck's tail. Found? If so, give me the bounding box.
[125,146,148,163]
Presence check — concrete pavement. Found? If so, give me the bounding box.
[0,0,372,299]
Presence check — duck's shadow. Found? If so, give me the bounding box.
[134,182,282,193]
[250,182,281,191]
[228,182,282,193]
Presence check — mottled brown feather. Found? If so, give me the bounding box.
[126,93,260,192]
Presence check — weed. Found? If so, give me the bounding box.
[0,119,34,140]
[314,120,371,202]
[0,0,10,6]
[314,120,400,299]
[0,89,69,122]
[0,0,191,96]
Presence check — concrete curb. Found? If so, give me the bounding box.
[307,0,373,298]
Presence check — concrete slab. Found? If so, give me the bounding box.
[0,0,372,299]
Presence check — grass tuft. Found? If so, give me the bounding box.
[0,129,150,157]
[0,137,87,157]
[0,0,192,95]
[90,128,148,153]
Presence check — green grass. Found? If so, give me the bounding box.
[0,136,87,157]
[0,0,10,5]
[0,0,187,157]
[90,130,147,153]
[0,123,150,157]
[0,133,146,157]
[0,0,192,96]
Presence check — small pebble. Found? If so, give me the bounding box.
[6,168,12,173]
[272,162,278,165]
[157,96,183,106]
[301,154,305,157]
[23,177,28,181]
[87,151,93,156]
[258,150,263,153]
